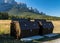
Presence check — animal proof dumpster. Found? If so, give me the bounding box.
[38,21,54,35]
[19,20,40,38]
[10,21,21,39]
[46,22,54,33]
[10,19,40,39]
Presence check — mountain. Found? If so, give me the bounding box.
[0,3,14,12]
[8,10,60,20]
[0,1,40,14]
[0,0,60,20]
[0,0,16,12]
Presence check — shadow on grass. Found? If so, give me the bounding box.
[0,34,21,43]
[0,33,60,43]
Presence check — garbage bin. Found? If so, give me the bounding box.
[38,21,54,35]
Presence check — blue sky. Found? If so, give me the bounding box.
[15,0,60,17]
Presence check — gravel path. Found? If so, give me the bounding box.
[42,38,60,43]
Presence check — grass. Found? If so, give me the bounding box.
[0,20,11,34]
[52,21,60,33]
[0,20,59,34]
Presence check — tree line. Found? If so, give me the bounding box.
[0,12,60,20]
